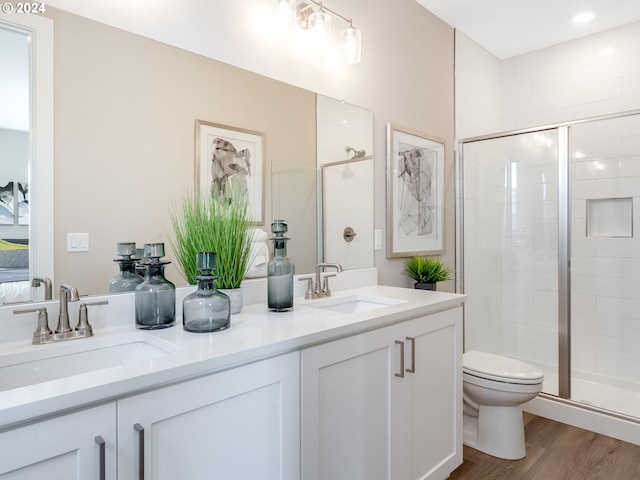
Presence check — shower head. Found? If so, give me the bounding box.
[346,146,366,159]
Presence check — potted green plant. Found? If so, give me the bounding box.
[169,187,255,313]
[403,255,453,291]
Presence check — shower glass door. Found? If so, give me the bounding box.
[462,129,560,396]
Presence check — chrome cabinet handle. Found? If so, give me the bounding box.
[406,336,416,373]
[95,436,105,480]
[395,340,405,378]
[134,423,145,480]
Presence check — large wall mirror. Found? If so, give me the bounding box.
[0,14,53,304]
[0,8,372,304]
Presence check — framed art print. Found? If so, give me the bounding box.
[387,124,445,257]
[195,120,265,225]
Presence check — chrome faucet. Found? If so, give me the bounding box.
[316,263,343,289]
[56,284,80,338]
[14,283,108,344]
[31,276,53,300]
[299,263,343,299]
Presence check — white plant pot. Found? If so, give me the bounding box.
[220,287,242,314]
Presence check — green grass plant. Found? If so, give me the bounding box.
[169,187,255,288]
[402,255,453,284]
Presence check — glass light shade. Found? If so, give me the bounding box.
[275,0,294,28]
[308,9,332,45]
[340,25,361,64]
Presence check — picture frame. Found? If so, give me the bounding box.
[386,124,445,257]
[195,120,265,225]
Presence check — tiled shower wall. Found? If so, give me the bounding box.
[571,115,640,387]
[501,21,640,130]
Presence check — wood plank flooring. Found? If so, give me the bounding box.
[449,413,640,480]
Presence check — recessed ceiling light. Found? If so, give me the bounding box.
[572,10,597,24]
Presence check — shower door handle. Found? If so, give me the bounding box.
[395,340,405,378]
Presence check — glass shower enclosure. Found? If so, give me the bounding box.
[460,111,640,420]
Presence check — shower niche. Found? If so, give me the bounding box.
[586,197,633,238]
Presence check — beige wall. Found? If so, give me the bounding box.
[44,0,455,295]
[47,8,316,295]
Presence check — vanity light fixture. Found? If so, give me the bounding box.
[277,0,362,64]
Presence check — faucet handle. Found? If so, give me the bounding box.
[76,300,108,337]
[321,273,337,296]
[298,276,315,300]
[14,307,52,345]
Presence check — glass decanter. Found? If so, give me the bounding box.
[267,220,295,312]
[109,242,144,293]
[135,243,176,329]
[183,252,230,333]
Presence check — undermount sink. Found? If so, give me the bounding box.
[0,333,181,392]
[305,294,407,314]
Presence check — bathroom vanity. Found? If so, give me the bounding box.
[0,282,464,480]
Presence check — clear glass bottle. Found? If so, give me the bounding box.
[267,220,294,312]
[133,247,147,278]
[109,242,144,293]
[135,243,176,329]
[183,252,230,333]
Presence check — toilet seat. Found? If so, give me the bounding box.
[463,350,544,385]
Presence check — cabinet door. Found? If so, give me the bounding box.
[0,402,116,480]
[301,325,402,480]
[117,351,300,480]
[400,307,463,480]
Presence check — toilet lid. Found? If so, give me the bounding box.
[463,350,544,385]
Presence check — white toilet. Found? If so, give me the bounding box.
[462,350,544,460]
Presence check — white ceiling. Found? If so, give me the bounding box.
[415,0,640,59]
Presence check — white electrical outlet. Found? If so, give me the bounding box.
[67,233,89,252]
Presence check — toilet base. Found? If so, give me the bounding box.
[463,404,526,460]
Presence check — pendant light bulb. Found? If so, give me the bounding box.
[308,6,332,46]
[340,24,361,64]
[275,0,294,29]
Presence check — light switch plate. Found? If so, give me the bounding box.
[67,233,89,252]
[374,229,382,250]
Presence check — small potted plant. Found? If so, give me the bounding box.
[403,255,453,291]
[169,187,255,313]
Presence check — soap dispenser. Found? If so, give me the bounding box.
[135,242,175,329]
[267,220,294,311]
[183,252,230,333]
[108,242,144,293]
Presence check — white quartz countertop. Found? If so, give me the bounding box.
[0,285,465,428]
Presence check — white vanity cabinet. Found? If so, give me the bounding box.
[117,351,300,480]
[0,402,116,479]
[301,306,462,480]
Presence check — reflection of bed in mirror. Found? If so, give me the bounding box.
[0,239,30,304]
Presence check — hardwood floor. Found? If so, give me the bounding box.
[449,413,640,480]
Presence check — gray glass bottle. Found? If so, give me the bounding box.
[183,252,230,333]
[135,243,175,329]
[267,220,294,312]
[109,242,144,293]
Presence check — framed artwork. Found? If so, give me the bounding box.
[17,182,29,225]
[386,124,445,257]
[195,120,265,225]
[0,181,15,225]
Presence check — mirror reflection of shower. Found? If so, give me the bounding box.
[321,147,373,269]
[315,94,374,270]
